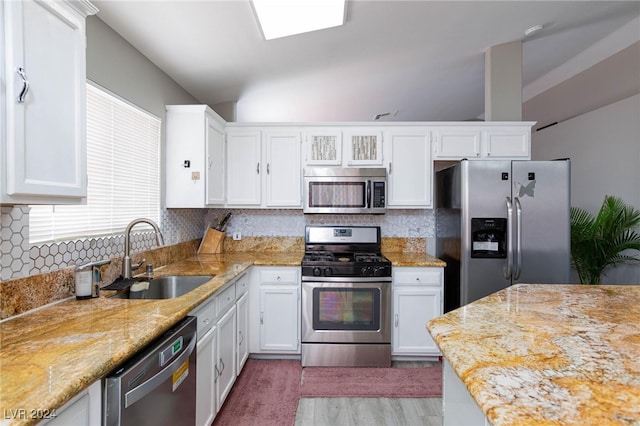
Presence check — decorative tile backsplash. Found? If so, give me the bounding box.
[206,208,434,239]
[0,206,434,281]
[0,207,206,281]
[0,205,434,319]
[0,206,31,280]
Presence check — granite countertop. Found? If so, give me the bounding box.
[0,251,300,426]
[0,249,439,425]
[384,251,445,267]
[427,284,640,425]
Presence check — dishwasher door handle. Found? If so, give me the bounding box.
[124,330,196,408]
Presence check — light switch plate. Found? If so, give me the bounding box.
[233,232,241,240]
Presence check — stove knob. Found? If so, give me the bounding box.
[323,267,332,277]
[373,267,384,277]
[361,266,373,277]
[313,267,322,277]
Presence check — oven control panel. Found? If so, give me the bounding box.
[304,265,392,278]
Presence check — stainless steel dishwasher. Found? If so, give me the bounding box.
[103,316,197,426]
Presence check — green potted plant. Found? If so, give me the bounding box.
[570,195,640,284]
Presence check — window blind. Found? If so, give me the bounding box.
[29,83,161,243]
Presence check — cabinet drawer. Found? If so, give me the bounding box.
[190,298,217,338]
[394,268,442,286]
[216,283,236,315]
[259,269,298,285]
[235,273,249,299]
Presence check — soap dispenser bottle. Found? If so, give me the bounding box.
[75,259,111,300]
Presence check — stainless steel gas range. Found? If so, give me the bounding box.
[301,225,392,367]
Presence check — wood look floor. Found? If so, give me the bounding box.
[294,361,443,426]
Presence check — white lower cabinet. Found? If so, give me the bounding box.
[38,381,100,426]
[195,325,216,426]
[249,267,300,354]
[215,304,237,412]
[443,359,491,425]
[191,293,217,426]
[236,291,249,373]
[191,273,249,425]
[392,267,443,358]
[259,285,299,352]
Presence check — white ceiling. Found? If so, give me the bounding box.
[93,0,640,122]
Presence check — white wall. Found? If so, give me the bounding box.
[531,93,640,284]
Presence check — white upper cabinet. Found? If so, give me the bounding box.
[206,120,226,205]
[343,128,384,166]
[226,126,302,208]
[226,129,262,206]
[264,130,302,208]
[1,0,97,204]
[481,126,531,158]
[432,128,482,159]
[163,120,531,209]
[384,128,432,208]
[432,123,533,160]
[165,105,226,208]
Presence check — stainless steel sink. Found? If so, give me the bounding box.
[111,275,214,300]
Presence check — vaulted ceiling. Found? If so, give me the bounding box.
[93,1,640,122]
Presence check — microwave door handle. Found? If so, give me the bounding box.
[366,180,371,208]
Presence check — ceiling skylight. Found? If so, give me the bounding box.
[252,0,346,40]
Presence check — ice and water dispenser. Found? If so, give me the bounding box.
[470,218,507,258]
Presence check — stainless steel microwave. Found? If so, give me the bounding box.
[303,167,387,214]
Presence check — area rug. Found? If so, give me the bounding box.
[213,359,443,425]
[213,359,301,426]
[299,365,443,398]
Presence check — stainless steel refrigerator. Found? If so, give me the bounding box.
[435,159,571,312]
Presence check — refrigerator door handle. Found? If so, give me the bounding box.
[505,197,513,280]
[514,197,523,280]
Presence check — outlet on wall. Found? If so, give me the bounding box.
[233,232,242,241]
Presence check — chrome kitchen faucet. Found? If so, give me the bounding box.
[122,218,164,279]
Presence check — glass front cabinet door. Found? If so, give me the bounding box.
[344,129,383,166]
[304,129,342,166]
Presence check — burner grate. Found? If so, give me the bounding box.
[353,252,385,263]
[303,251,335,262]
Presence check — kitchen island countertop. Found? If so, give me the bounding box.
[427,284,640,425]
